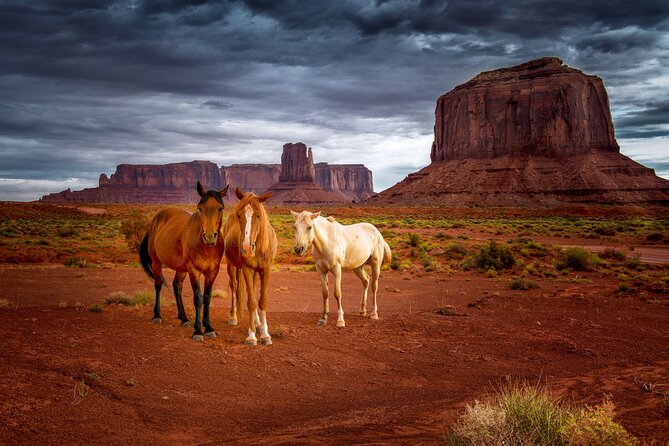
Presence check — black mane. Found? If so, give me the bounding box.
[198,190,223,206]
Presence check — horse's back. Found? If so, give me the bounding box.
[336,221,384,269]
[149,208,191,270]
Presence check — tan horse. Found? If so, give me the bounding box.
[139,182,229,341]
[224,187,277,346]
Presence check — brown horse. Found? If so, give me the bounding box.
[224,187,277,346]
[139,181,229,341]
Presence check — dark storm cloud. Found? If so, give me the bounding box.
[1,0,668,200]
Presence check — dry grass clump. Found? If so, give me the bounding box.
[104,290,153,306]
[0,298,11,309]
[445,383,637,446]
[555,247,600,271]
[120,209,150,253]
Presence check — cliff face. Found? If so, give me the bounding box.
[430,57,619,161]
[314,163,374,201]
[40,146,374,204]
[374,57,669,205]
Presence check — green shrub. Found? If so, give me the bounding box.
[510,278,540,290]
[65,256,90,268]
[88,304,104,313]
[475,241,516,271]
[600,248,626,261]
[445,383,637,446]
[645,231,664,243]
[121,210,150,253]
[445,242,467,260]
[408,232,421,247]
[556,247,599,271]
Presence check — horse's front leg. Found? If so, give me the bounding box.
[173,271,190,326]
[241,267,258,346]
[333,264,345,328]
[370,262,381,320]
[317,265,329,326]
[257,268,272,346]
[188,268,204,341]
[202,268,218,338]
[227,263,239,325]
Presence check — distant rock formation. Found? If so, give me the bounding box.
[40,145,374,204]
[265,143,368,204]
[374,57,669,205]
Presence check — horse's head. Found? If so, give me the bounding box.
[235,186,272,257]
[291,210,321,256]
[196,181,230,247]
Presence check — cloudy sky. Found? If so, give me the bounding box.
[1,0,668,201]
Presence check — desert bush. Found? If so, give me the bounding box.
[0,298,11,309]
[445,242,467,260]
[600,248,626,261]
[104,291,133,306]
[555,247,599,271]
[131,290,154,305]
[64,256,90,268]
[645,231,664,243]
[121,209,151,253]
[475,241,516,271]
[88,304,104,313]
[509,278,540,290]
[408,232,421,247]
[445,383,637,446]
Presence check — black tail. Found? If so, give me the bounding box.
[139,232,154,280]
[139,232,171,292]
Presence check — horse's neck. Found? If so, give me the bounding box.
[311,218,331,255]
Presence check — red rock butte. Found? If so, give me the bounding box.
[375,57,669,205]
[40,144,374,205]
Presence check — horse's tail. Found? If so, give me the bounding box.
[139,232,154,280]
[382,240,392,266]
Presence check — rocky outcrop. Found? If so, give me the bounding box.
[266,143,359,204]
[314,163,375,201]
[222,164,280,195]
[40,146,375,204]
[374,57,669,205]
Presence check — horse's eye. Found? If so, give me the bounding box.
[308,226,312,230]
[256,215,260,219]
[219,207,223,212]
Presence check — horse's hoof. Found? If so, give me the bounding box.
[261,337,272,346]
[227,318,237,326]
[360,311,367,316]
[336,320,346,328]
[192,334,204,342]
[371,314,379,320]
[245,338,257,346]
[180,321,191,327]
[204,331,217,339]
[151,318,162,324]
[317,319,327,326]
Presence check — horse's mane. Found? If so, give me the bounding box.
[198,190,223,206]
[233,192,275,259]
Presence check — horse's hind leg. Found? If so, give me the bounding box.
[353,266,370,316]
[173,272,189,326]
[317,265,329,326]
[151,262,163,324]
[370,261,381,320]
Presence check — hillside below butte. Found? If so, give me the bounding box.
[373,57,669,205]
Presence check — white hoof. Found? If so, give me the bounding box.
[336,320,346,328]
[192,334,204,342]
[245,338,257,346]
[228,318,237,326]
[370,313,379,320]
[261,337,272,346]
[180,321,191,327]
[359,310,367,316]
[151,318,162,324]
[204,331,217,339]
[318,318,327,326]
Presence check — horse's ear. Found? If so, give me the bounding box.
[235,187,244,200]
[258,191,272,203]
[197,181,205,197]
[219,184,230,197]
[290,210,300,219]
[310,211,321,219]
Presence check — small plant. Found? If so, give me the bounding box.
[0,298,11,309]
[616,282,631,296]
[475,241,516,272]
[445,242,467,260]
[88,304,104,313]
[408,232,421,247]
[121,209,150,253]
[556,247,600,271]
[58,301,68,309]
[645,231,665,243]
[626,255,644,271]
[562,400,638,446]
[601,248,626,261]
[131,290,154,306]
[510,278,540,290]
[104,291,132,306]
[65,256,90,268]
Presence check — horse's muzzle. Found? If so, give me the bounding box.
[202,232,218,247]
[241,242,256,257]
[293,245,305,256]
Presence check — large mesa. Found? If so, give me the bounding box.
[375,57,669,205]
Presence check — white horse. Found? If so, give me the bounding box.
[291,211,392,327]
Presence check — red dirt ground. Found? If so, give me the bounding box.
[1,264,668,445]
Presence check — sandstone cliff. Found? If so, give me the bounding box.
[375,57,669,205]
[222,164,280,195]
[314,163,374,201]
